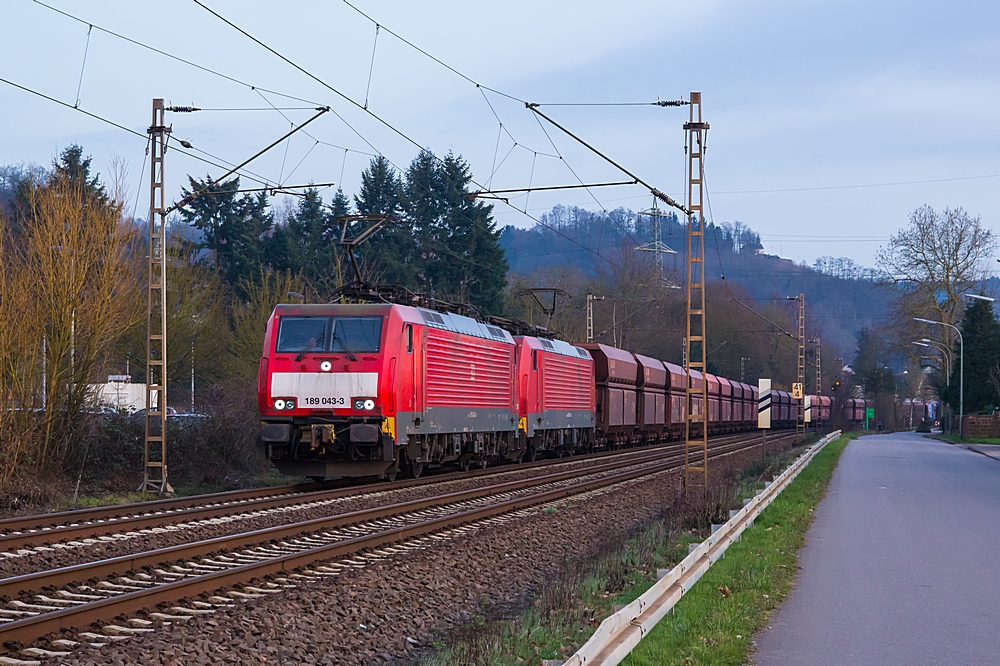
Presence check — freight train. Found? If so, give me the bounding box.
[257,303,835,481]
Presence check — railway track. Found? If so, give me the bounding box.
[0,431,796,660]
[0,430,789,555]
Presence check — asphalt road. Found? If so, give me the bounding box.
[754,431,1000,665]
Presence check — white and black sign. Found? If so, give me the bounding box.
[758,378,771,429]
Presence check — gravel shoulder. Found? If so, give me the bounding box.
[0,447,693,580]
[48,438,790,666]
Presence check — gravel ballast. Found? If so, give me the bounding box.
[43,438,792,666]
[0,444,726,580]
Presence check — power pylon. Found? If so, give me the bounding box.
[636,201,678,287]
[140,98,173,494]
[683,92,710,491]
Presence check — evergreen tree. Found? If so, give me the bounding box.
[943,297,1000,413]
[853,327,895,401]
[178,175,241,270]
[401,151,508,313]
[355,156,413,286]
[49,145,108,204]
[284,189,339,292]
[10,145,108,229]
[228,192,273,295]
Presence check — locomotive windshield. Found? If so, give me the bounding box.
[332,317,382,353]
[275,316,382,354]
[276,316,328,353]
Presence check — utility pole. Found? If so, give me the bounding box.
[741,356,749,383]
[586,294,604,343]
[795,294,806,442]
[814,338,822,430]
[683,92,710,491]
[140,98,173,494]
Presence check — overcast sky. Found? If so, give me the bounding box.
[2,0,998,267]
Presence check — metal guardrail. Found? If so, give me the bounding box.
[563,430,843,666]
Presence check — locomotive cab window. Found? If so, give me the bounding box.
[405,324,413,353]
[332,317,383,353]
[276,316,329,353]
[276,316,383,354]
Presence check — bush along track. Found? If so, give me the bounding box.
[623,433,853,666]
[417,434,846,666]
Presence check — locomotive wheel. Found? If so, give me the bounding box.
[386,465,398,482]
[411,460,424,478]
[461,457,472,473]
[479,457,487,470]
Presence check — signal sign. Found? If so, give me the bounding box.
[792,382,804,399]
[758,378,772,429]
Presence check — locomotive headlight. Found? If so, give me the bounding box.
[354,398,376,410]
[273,399,286,410]
[320,360,332,372]
[285,400,295,410]
[363,399,375,410]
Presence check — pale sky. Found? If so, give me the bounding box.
[2,0,998,267]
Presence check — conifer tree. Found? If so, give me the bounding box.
[943,297,1000,413]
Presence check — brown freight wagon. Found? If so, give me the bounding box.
[634,353,667,443]
[580,344,638,447]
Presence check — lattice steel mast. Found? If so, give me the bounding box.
[814,337,822,430]
[796,293,806,442]
[683,92,710,491]
[140,98,172,494]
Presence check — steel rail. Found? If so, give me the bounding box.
[0,431,793,649]
[0,482,322,534]
[0,437,774,598]
[0,430,789,550]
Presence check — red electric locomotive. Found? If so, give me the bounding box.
[514,336,596,459]
[258,302,523,480]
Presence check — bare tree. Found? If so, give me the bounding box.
[2,178,141,473]
[877,206,996,329]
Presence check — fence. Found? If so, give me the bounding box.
[562,430,843,666]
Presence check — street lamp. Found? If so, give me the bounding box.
[914,318,963,438]
[912,340,951,380]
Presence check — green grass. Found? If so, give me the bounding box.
[937,433,1000,445]
[622,434,851,666]
[49,468,298,514]
[418,436,851,666]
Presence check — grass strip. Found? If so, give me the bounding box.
[418,437,832,665]
[937,433,1000,446]
[622,433,853,666]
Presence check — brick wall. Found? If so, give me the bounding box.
[962,414,1000,439]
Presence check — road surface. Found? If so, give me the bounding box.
[755,431,1000,665]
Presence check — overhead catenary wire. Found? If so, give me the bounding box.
[363,23,379,110]
[338,0,526,105]
[527,103,689,215]
[21,0,633,279]
[0,75,280,189]
[28,0,653,278]
[169,106,330,212]
[31,0,326,108]
[74,23,92,108]
[190,0,630,275]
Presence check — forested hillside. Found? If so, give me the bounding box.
[500,205,890,362]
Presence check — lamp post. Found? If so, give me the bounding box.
[913,339,951,380]
[914,318,963,438]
